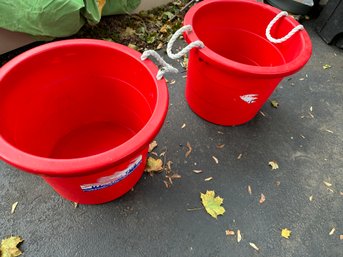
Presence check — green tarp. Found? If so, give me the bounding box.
[0,0,140,38]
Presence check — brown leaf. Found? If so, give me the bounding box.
[216,144,225,149]
[128,43,138,50]
[163,180,171,188]
[237,230,242,242]
[249,242,259,251]
[247,185,252,195]
[259,193,266,204]
[11,202,18,214]
[225,229,235,236]
[185,142,192,158]
[166,160,172,172]
[268,161,279,170]
[145,157,163,173]
[329,228,335,235]
[148,140,158,152]
[323,181,332,187]
[270,100,279,108]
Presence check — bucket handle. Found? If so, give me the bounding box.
[266,11,304,44]
[141,50,179,80]
[167,25,205,60]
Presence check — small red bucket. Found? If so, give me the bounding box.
[0,40,168,204]
[179,0,312,125]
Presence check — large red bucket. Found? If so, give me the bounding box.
[181,0,312,125]
[0,40,168,204]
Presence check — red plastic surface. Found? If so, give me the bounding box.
[183,0,312,125]
[0,39,168,204]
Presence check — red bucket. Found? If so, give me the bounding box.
[181,0,312,125]
[0,39,168,204]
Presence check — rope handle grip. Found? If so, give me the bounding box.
[167,25,204,60]
[266,11,304,44]
[141,50,178,80]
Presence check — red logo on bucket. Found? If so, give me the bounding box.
[80,155,143,192]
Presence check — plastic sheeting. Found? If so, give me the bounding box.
[0,0,140,38]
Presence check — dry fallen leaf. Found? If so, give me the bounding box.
[249,242,259,251]
[163,180,171,188]
[181,55,189,70]
[340,235,343,240]
[204,177,213,181]
[281,228,292,239]
[200,190,225,219]
[323,64,331,69]
[1,236,23,257]
[325,129,334,134]
[268,161,279,170]
[216,144,225,149]
[225,229,235,236]
[193,169,203,174]
[275,181,281,187]
[271,100,279,108]
[237,230,242,242]
[185,142,192,158]
[212,156,219,164]
[247,185,252,195]
[181,123,186,129]
[323,181,332,187]
[148,141,158,153]
[329,228,336,235]
[127,43,138,50]
[259,193,266,204]
[156,42,163,50]
[145,157,163,173]
[166,160,172,173]
[11,202,18,214]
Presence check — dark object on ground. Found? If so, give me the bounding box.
[265,0,314,15]
[316,0,343,48]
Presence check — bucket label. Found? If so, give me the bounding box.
[240,94,258,104]
[80,155,143,192]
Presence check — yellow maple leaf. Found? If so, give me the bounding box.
[281,228,292,239]
[1,236,23,257]
[200,190,225,219]
[145,157,163,173]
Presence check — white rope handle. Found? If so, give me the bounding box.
[266,11,304,44]
[167,25,205,60]
[141,50,178,80]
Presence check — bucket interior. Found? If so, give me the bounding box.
[0,43,157,159]
[191,1,305,67]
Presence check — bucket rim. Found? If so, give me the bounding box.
[183,0,312,77]
[0,39,168,177]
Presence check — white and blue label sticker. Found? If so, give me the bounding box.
[80,155,143,192]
